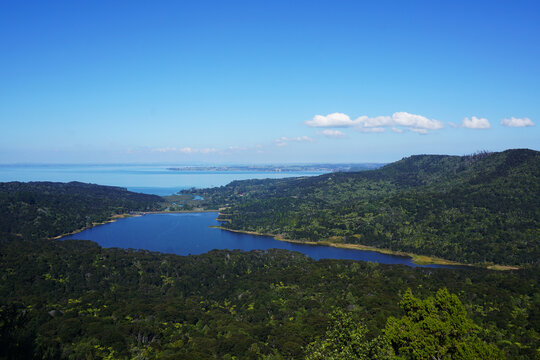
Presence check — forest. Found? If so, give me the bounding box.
[0,156,539,359]
[0,181,163,241]
[1,237,538,359]
[186,149,540,266]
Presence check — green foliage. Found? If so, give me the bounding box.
[0,166,539,359]
[384,288,504,359]
[304,309,393,360]
[0,181,163,240]
[191,149,540,265]
[0,237,538,359]
[306,289,507,360]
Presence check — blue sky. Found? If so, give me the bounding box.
[1,0,538,164]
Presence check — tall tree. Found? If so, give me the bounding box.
[384,288,503,359]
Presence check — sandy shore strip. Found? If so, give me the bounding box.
[211,226,520,270]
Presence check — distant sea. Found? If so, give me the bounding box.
[0,164,325,196]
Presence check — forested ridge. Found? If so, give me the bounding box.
[189,149,540,266]
[0,181,164,241]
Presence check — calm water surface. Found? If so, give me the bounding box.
[0,164,324,195]
[62,212,458,268]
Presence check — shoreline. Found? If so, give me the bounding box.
[140,209,219,214]
[51,213,141,240]
[52,211,519,271]
[211,226,465,266]
[211,226,519,270]
[52,210,219,239]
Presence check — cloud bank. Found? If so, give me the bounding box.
[306,112,443,133]
[305,113,356,127]
[461,116,491,129]
[500,117,535,127]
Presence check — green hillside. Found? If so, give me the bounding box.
[0,181,164,240]
[190,149,540,266]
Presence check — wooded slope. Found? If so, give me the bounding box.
[0,181,163,240]
[192,149,540,265]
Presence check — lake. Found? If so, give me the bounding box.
[0,164,324,195]
[61,212,459,268]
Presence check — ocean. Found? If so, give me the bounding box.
[0,164,325,195]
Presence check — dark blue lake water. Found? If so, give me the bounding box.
[61,212,458,268]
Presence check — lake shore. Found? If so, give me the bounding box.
[55,211,519,271]
[140,209,219,214]
[211,226,521,270]
[53,210,219,240]
[52,213,141,240]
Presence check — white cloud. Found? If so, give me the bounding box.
[500,117,535,127]
[391,127,404,133]
[305,113,358,127]
[410,128,428,135]
[462,116,491,129]
[275,136,315,147]
[354,115,393,128]
[390,112,444,130]
[318,129,347,138]
[306,111,443,133]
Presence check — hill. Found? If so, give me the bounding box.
[189,149,540,266]
[0,181,164,240]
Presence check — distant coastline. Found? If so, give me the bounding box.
[166,163,385,173]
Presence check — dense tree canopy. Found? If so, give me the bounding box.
[1,159,538,359]
[304,309,392,360]
[384,288,503,359]
[188,149,540,266]
[0,181,164,240]
[305,288,506,360]
[1,237,538,359]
